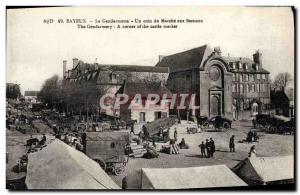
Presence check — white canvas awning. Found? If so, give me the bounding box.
[233,156,294,185]
[141,165,247,189]
[25,139,120,189]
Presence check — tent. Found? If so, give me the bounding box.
[233,156,294,185]
[141,165,247,189]
[25,139,120,189]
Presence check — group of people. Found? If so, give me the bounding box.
[198,138,215,158]
[247,130,259,143]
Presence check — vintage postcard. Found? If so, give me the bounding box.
[6,6,295,190]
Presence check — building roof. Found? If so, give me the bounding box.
[97,65,169,73]
[141,165,247,189]
[68,62,169,81]
[85,131,129,142]
[156,45,270,74]
[156,45,210,72]
[24,91,39,97]
[117,82,172,98]
[233,156,294,184]
[224,56,270,74]
[25,139,120,189]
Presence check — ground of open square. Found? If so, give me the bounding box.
[110,120,294,188]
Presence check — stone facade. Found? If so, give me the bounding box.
[63,59,169,117]
[156,45,271,120]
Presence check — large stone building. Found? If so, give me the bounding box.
[156,45,271,120]
[63,45,271,121]
[63,58,169,117]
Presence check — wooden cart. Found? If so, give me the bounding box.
[84,131,130,175]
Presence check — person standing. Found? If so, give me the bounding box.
[174,128,178,142]
[199,141,206,157]
[205,139,210,158]
[209,138,215,157]
[130,125,134,135]
[248,145,257,158]
[229,135,235,152]
[247,130,253,143]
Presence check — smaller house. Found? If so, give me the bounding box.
[24,91,39,103]
[233,156,294,186]
[116,82,172,123]
[270,89,290,117]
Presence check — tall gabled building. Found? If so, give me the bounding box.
[156,45,271,120]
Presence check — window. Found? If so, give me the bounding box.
[246,84,249,93]
[232,62,236,69]
[244,63,248,70]
[239,74,243,82]
[252,103,258,113]
[256,84,260,92]
[245,74,249,82]
[110,73,117,83]
[262,74,266,81]
[250,84,255,93]
[240,84,244,93]
[249,74,254,82]
[232,84,237,92]
[233,73,238,81]
[257,74,261,81]
[139,112,146,122]
[238,62,243,69]
[265,84,268,93]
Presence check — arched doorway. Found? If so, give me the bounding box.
[251,102,258,116]
[210,95,221,116]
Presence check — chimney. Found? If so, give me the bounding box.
[253,50,262,67]
[72,58,79,68]
[213,46,222,55]
[159,55,165,62]
[63,60,67,79]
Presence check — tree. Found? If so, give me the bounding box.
[6,83,21,99]
[273,72,293,90]
[285,87,294,101]
[38,75,61,109]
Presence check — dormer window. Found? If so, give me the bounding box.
[238,62,243,69]
[231,62,236,69]
[110,73,117,83]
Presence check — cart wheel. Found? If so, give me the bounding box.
[203,122,209,128]
[269,126,276,133]
[223,122,230,129]
[94,159,106,171]
[114,164,125,175]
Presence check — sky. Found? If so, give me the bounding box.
[6,6,294,94]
